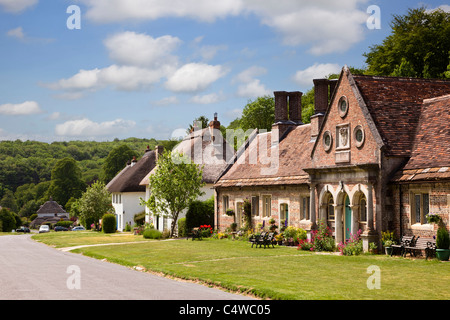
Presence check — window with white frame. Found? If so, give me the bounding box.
[251,196,259,217]
[262,195,271,217]
[411,192,429,224]
[222,195,229,214]
[301,196,310,220]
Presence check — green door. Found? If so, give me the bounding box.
[344,195,351,241]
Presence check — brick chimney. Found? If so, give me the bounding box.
[288,91,303,123]
[208,112,221,143]
[273,91,303,140]
[313,79,329,114]
[155,145,164,162]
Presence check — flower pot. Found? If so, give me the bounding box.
[385,247,393,255]
[436,249,450,261]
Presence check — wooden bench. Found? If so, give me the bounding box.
[261,232,276,249]
[390,235,415,256]
[249,232,267,248]
[403,237,436,259]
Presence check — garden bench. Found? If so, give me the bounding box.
[403,237,436,259]
[390,235,415,256]
[261,232,276,249]
[187,228,202,241]
[249,232,267,248]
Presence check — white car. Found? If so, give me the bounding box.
[39,225,50,233]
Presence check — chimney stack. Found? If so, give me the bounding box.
[155,145,164,162]
[288,91,303,123]
[313,79,329,114]
[274,91,288,122]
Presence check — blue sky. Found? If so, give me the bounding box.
[0,0,448,142]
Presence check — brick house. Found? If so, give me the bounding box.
[214,66,450,249]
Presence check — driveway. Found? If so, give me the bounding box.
[0,234,254,300]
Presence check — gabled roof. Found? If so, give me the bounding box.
[107,148,157,193]
[36,197,67,214]
[140,127,235,186]
[215,124,313,187]
[352,74,450,157]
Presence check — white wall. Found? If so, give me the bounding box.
[112,192,146,231]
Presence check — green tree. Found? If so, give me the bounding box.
[240,96,275,132]
[141,150,205,237]
[0,208,17,232]
[102,144,136,183]
[364,7,450,78]
[47,157,86,208]
[187,115,209,133]
[78,181,113,230]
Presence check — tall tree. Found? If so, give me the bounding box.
[141,150,205,237]
[47,157,86,208]
[364,7,450,78]
[187,115,209,133]
[102,144,137,183]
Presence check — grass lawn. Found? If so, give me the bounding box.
[32,232,450,300]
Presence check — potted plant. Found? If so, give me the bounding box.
[274,233,284,245]
[381,230,394,255]
[230,222,237,232]
[225,209,235,217]
[436,226,450,261]
[426,212,441,224]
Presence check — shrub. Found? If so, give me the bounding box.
[311,220,335,252]
[186,197,214,232]
[298,238,314,251]
[337,229,363,256]
[143,228,162,239]
[199,224,213,238]
[56,220,73,228]
[436,226,450,249]
[102,213,116,234]
[0,208,17,232]
[133,211,146,226]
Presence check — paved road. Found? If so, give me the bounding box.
[0,234,253,300]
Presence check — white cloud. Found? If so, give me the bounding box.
[81,0,368,55]
[154,96,179,106]
[234,66,271,98]
[190,93,222,104]
[165,63,228,93]
[0,0,37,13]
[426,5,450,13]
[55,118,136,137]
[0,101,43,115]
[46,64,172,92]
[293,63,341,87]
[6,27,25,40]
[81,0,243,23]
[104,32,181,68]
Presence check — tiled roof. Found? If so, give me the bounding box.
[215,124,313,187]
[353,75,450,157]
[106,148,157,193]
[404,94,450,169]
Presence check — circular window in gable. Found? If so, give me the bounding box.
[338,96,349,118]
[323,131,332,152]
[354,125,365,148]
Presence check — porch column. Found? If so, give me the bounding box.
[366,183,374,232]
[335,204,343,244]
[350,204,360,236]
[310,183,317,228]
[362,183,377,252]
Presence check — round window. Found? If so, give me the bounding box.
[354,125,365,147]
[338,96,349,118]
[323,131,332,151]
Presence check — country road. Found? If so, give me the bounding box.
[0,234,254,300]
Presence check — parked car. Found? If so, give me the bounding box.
[72,226,86,231]
[39,225,50,233]
[16,226,30,233]
[54,226,68,232]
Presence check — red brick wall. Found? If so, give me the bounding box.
[312,72,379,167]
